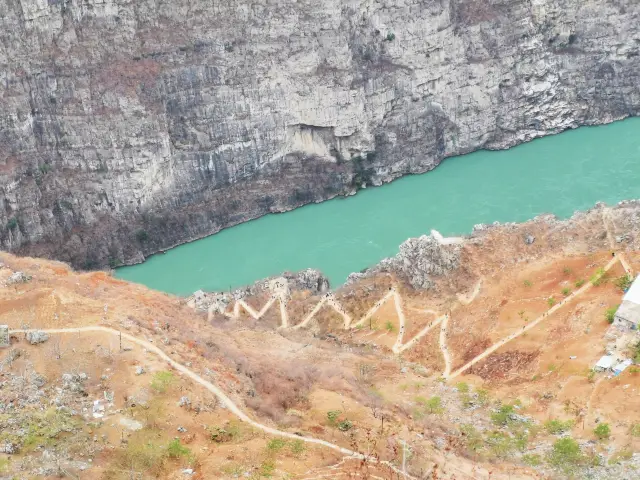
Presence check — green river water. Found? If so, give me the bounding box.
[117,118,640,296]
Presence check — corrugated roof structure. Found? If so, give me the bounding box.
[614,275,640,329]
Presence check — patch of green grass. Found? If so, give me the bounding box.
[167,438,191,459]
[605,306,618,324]
[630,423,640,437]
[0,457,9,473]
[522,453,542,466]
[563,266,573,275]
[548,363,557,372]
[259,459,275,477]
[590,267,608,286]
[575,279,585,288]
[523,279,532,288]
[385,320,394,332]
[416,395,444,414]
[614,274,633,292]
[594,423,610,440]
[266,438,287,453]
[456,382,470,394]
[587,369,596,383]
[547,296,556,307]
[151,371,175,393]
[561,287,571,296]
[544,419,574,435]
[290,439,306,456]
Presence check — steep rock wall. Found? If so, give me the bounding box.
[1,0,639,268]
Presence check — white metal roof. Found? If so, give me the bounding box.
[622,275,640,305]
[596,355,614,369]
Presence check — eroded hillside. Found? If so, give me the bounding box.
[1,201,640,479]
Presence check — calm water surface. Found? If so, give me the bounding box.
[117,118,640,295]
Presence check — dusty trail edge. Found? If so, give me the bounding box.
[9,326,415,479]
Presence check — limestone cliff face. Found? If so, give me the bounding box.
[1,0,639,268]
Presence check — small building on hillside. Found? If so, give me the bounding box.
[594,355,615,372]
[613,275,640,331]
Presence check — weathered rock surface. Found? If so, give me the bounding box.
[1,0,639,268]
[25,331,49,345]
[369,233,461,288]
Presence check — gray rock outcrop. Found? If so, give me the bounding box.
[1,0,639,268]
[376,234,461,288]
[25,331,49,345]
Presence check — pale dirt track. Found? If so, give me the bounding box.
[9,326,415,479]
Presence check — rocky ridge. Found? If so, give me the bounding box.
[1,0,639,268]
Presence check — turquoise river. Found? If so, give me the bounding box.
[117,118,640,295]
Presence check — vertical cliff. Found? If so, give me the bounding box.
[1,0,639,268]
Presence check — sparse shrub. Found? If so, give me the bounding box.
[150,371,174,393]
[486,431,517,458]
[548,363,557,372]
[167,438,191,459]
[547,296,556,307]
[456,382,470,393]
[575,279,585,288]
[587,369,596,383]
[386,32,395,41]
[614,274,633,292]
[491,404,516,426]
[426,396,444,414]
[136,229,149,242]
[39,163,52,174]
[209,421,243,443]
[476,388,490,406]
[605,306,618,324]
[594,423,610,440]
[326,410,341,425]
[338,420,353,431]
[460,424,483,453]
[6,218,17,230]
[547,437,583,472]
[563,266,572,275]
[561,287,571,296]
[544,419,574,435]
[385,320,394,332]
[629,423,640,437]
[523,279,532,287]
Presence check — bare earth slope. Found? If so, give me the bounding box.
[1,0,639,268]
[2,201,640,478]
